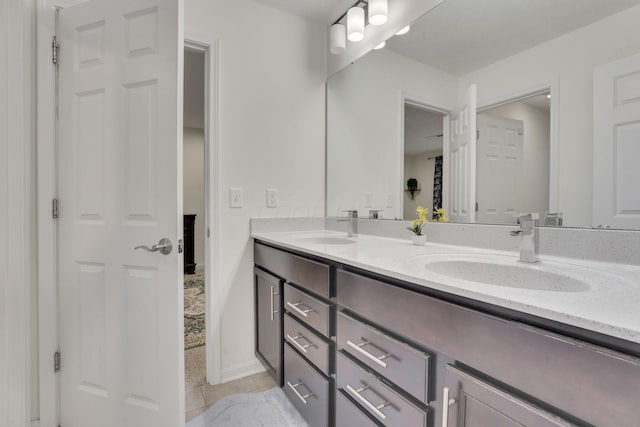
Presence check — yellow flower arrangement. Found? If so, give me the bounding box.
[407,206,429,235]
[434,207,450,223]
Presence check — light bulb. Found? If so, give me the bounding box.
[368,0,388,26]
[330,24,346,55]
[395,25,410,35]
[347,7,365,42]
[374,41,386,50]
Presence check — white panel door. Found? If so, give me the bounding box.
[58,0,184,426]
[594,52,640,229]
[476,114,524,224]
[447,84,477,223]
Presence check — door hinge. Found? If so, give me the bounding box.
[475,202,479,212]
[52,198,59,219]
[54,351,61,372]
[178,239,184,254]
[52,36,59,65]
[476,130,480,140]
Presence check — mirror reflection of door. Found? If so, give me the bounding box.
[403,104,447,220]
[476,92,551,225]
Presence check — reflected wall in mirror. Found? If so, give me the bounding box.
[326,0,640,229]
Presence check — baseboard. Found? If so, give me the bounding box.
[195,263,205,271]
[220,359,265,384]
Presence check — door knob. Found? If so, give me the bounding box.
[135,238,173,255]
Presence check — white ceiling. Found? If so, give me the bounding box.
[404,105,444,156]
[385,0,640,75]
[251,0,354,24]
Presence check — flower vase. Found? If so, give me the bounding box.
[411,234,426,246]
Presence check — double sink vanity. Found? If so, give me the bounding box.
[252,220,640,427]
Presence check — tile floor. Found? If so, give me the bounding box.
[184,345,277,421]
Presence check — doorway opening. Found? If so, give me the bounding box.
[402,102,448,221]
[476,91,551,225]
[183,47,207,415]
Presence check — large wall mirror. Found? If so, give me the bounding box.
[326,0,640,230]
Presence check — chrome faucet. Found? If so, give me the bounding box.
[337,210,358,237]
[510,213,539,263]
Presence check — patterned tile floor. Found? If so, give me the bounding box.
[184,340,276,421]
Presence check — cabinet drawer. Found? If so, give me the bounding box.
[338,311,430,404]
[284,283,331,337]
[284,344,330,427]
[285,313,332,376]
[255,243,331,298]
[336,389,381,427]
[337,351,428,427]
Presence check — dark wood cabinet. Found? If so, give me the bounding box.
[254,242,335,427]
[183,214,196,274]
[443,365,574,427]
[255,267,283,385]
[253,240,640,427]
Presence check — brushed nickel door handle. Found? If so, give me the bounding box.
[135,238,173,255]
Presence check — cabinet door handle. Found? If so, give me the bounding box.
[286,334,314,354]
[286,301,313,318]
[441,387,456,427]
[346,383,392,420]
[287,380,315,405]
[347,339,392,368]
[270,286,279,321]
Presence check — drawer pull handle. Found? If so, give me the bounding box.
[347,339,392,368]
[346,383,391,420]
[286,334,315,354]
[441,387,456,427]
[287,380,315,405]
[286,301,314,318]
[270,286,279,321]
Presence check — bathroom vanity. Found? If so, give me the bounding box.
[253,230,640,427]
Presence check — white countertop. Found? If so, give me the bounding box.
[252,229,640,345]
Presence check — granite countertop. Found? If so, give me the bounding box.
[252,229,640,345]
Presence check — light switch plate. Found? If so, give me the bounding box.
[386,193,393,208]
[364,192,373,208]
[230,188,243,208]
[266,188,278,208]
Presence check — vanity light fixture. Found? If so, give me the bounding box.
[396,25,411,35]
[347,6,365,42]
[330,23,347,54]
[330,0,390,55]
[368,0,388,26]
[547,94,552,99]
[374,41,386,50]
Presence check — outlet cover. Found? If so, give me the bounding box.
[364,192,373,208]
[230,188,243,208]
[266,188,278,208]
[386,193,393,208]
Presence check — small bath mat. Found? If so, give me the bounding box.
[186,386,308,427]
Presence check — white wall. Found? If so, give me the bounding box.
[482,101,550,220]
[0,0,35,425]
[327,48,457,219]
[185,0,326,382]
[459,4,640,227]
[183,128,205,268]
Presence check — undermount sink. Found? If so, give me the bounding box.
[423,259,590,292]
[414,255,600,292]
[295,236,355,245]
